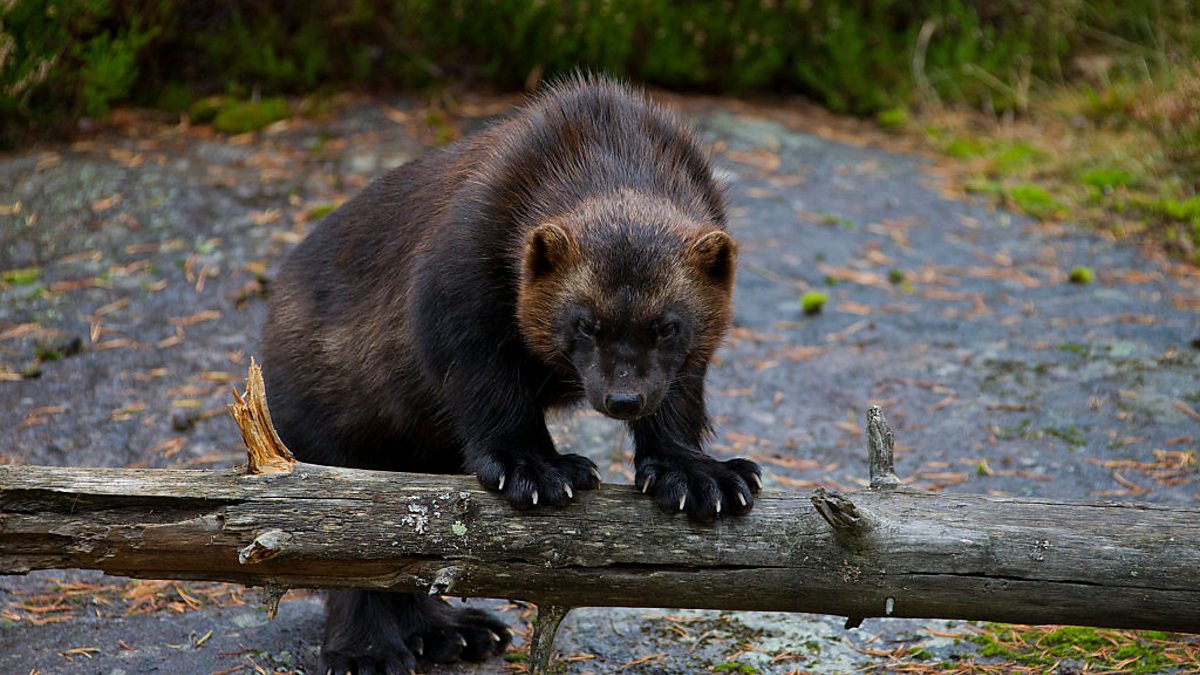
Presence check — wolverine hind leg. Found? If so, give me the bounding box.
[319,592,511,674]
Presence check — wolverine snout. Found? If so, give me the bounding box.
[604,392,645,419]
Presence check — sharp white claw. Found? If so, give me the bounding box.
[715,499,722,514]
[641,479,651,494]
[565,483,574,499]
[490,631,502,643]
[532,490,539,505]
[459,635,469,647]
[751,473,763,490]
[497,475,506,491]
[590,467,603,483]
[738,492,747,507]
[679,494,687,511]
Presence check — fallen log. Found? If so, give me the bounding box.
[3,458,1198,632]
[1,365,1197,663]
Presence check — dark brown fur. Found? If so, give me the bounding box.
[261,75,760,673]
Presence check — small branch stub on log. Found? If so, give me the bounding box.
[261,583,289,620]
[228,358,295,476]
[866,405,901,489]
[811,487,870,534]
[812,483,873,629]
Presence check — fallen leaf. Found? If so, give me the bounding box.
[91,193,123,212]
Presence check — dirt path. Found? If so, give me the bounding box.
[2,94,1197,674]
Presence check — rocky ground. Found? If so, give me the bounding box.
[1,92,1198,674]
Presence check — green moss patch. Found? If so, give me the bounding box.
[800,291,828,315]
[969,624,1192,674]
[1068,266,1094,284]
[942,137,989,160]
[712,661,759,674]
[212,98,290,134]
[1,267,42,285]
[819,213,855,229]
[1042,425,1086,446]
[1080,167,1135,192]
[189,96,225,124]
[306,203,337,221]
[989,141,1049,174]
[1007,184,1066,220]
[876,107,909,130]
[188,95,291,133]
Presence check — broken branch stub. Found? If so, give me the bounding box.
[227,358,295,476]
[811,487,871,534]
[866,405,901,489]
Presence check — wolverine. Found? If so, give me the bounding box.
[261,74,762,673]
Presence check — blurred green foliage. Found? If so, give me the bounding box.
[2,0,1199,144]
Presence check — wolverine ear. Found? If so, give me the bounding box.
[525,223,575,279]
[688,230,737,287]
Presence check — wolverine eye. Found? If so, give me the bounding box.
[576,318,599,339]
[657,321,680,340]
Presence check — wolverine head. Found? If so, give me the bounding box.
[516,191,736,420]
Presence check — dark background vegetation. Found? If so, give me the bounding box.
[2,1,1199,256]
[4,1,1198,127]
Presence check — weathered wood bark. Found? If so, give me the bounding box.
[1,462,1198,633]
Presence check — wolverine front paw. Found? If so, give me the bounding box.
[635,455,762,522]
[476,452,602,509]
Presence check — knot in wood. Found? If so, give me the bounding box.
[428,566,464,595]
[238,529,293,565]
[811,487,868,532]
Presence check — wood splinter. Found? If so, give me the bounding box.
[228,358,295,476]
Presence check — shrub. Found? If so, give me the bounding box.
[0,0,158,144]
[2,0,1199,143]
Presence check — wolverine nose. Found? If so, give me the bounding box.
[604,392,644,419]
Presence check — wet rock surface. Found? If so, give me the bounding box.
[1,95,1197,673]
